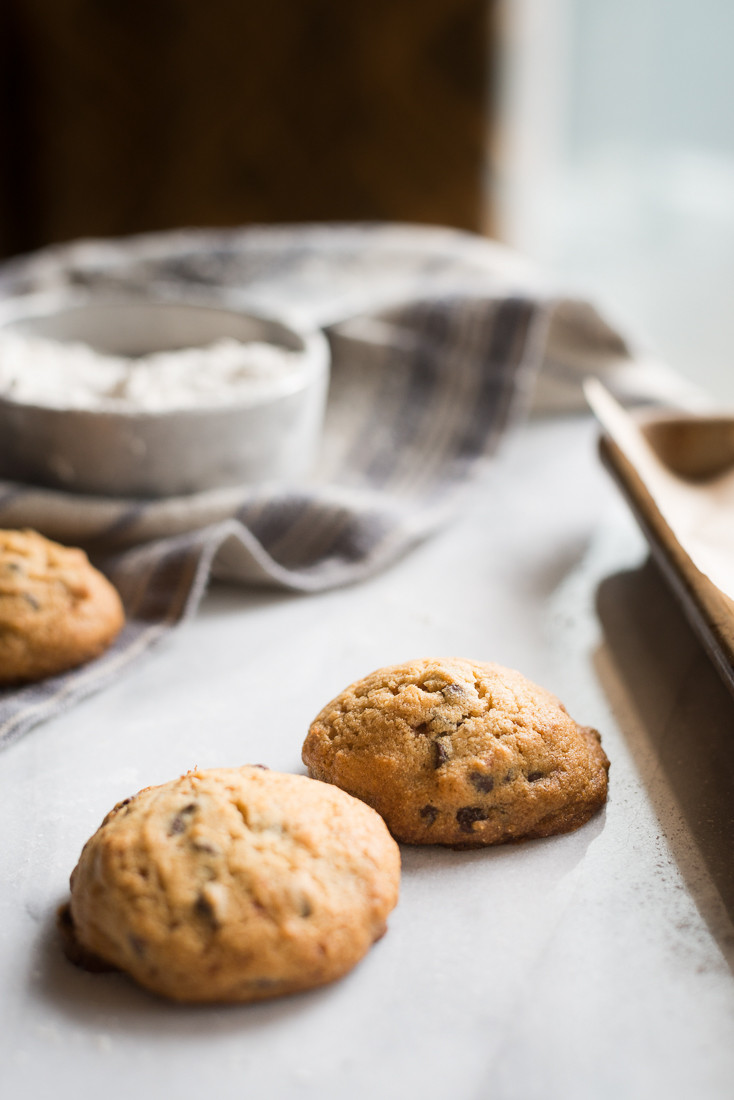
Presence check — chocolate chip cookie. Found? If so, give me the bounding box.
[302,658,609,847]
[0,528,124,683]
[62,766,400,1003]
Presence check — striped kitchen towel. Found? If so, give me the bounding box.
[0,223,697,748]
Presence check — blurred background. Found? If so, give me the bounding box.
[495,0,734,404]
[1,0,733,400]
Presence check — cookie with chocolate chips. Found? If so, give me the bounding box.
[0,528,124,683]
[61,766,400,1003]
[302,658,609,847]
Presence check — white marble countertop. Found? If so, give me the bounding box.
[2,414,733,1100]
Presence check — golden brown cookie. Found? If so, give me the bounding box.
[302,657,609,847]
[63,766,401,1003]
[0,528,124,683]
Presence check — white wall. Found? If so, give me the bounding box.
[493,0,734,404]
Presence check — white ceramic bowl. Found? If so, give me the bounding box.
[0,295,330,497]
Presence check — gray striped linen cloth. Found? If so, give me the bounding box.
[0,223,696,749]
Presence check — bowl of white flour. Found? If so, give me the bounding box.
[0,295,330,497]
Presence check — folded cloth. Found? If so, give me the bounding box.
[0,223,696,749]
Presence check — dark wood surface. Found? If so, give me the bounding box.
[0,0,493,258]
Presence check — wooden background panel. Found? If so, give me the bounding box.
[0,0,493,258]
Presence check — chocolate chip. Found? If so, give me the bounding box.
[57,903,118,973]
[128,934,146,957]
[194,893,212,916]
[23,593,40,610]
[414,722,431,736]
[456,806,489,832]
[527,772,544,783]
[191,838,219,854]
[420,804,438,825]
[5,562,21,573]
[469,770,494,794]
[433,740,450,768]
[194,892,218,927]
[57,903,73,932]
[300,897,313,918]
[168,802,197,835]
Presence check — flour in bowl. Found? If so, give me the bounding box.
[0,332,302,411]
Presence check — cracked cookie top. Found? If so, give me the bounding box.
[302,657,609,847]
[63,766,400,1003]
[0,528,124,683]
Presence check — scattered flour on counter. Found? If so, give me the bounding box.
[0,333,302,411]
